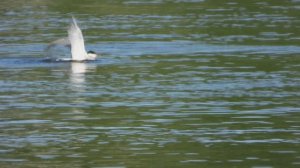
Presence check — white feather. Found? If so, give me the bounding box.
[68,17,87,61]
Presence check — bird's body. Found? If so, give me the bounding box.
[47,17,97,61]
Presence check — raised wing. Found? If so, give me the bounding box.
[46,38,70,51]
[68,17,87,61]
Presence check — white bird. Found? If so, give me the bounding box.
[46,17,97,61]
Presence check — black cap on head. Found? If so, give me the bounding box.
[88,50,96,54]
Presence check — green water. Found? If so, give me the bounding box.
[0,0,300,167]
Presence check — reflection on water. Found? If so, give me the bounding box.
[69,62,97,118]
[0,0,300,168]
[70,62,87,91]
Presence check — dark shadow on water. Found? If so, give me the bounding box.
[0,57,104,69]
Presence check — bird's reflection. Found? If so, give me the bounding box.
[69,61,96,91]
[68,62,96,119]
[69,62,87,92]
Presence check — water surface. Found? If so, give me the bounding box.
[0,0,300,167]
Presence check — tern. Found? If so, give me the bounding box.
[46,17,97,61]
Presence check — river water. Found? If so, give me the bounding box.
[0,0,300,167]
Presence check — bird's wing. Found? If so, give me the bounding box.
[68,17,87,61]
[46,37,70,51]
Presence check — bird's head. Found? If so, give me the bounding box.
[87,50,97,60]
